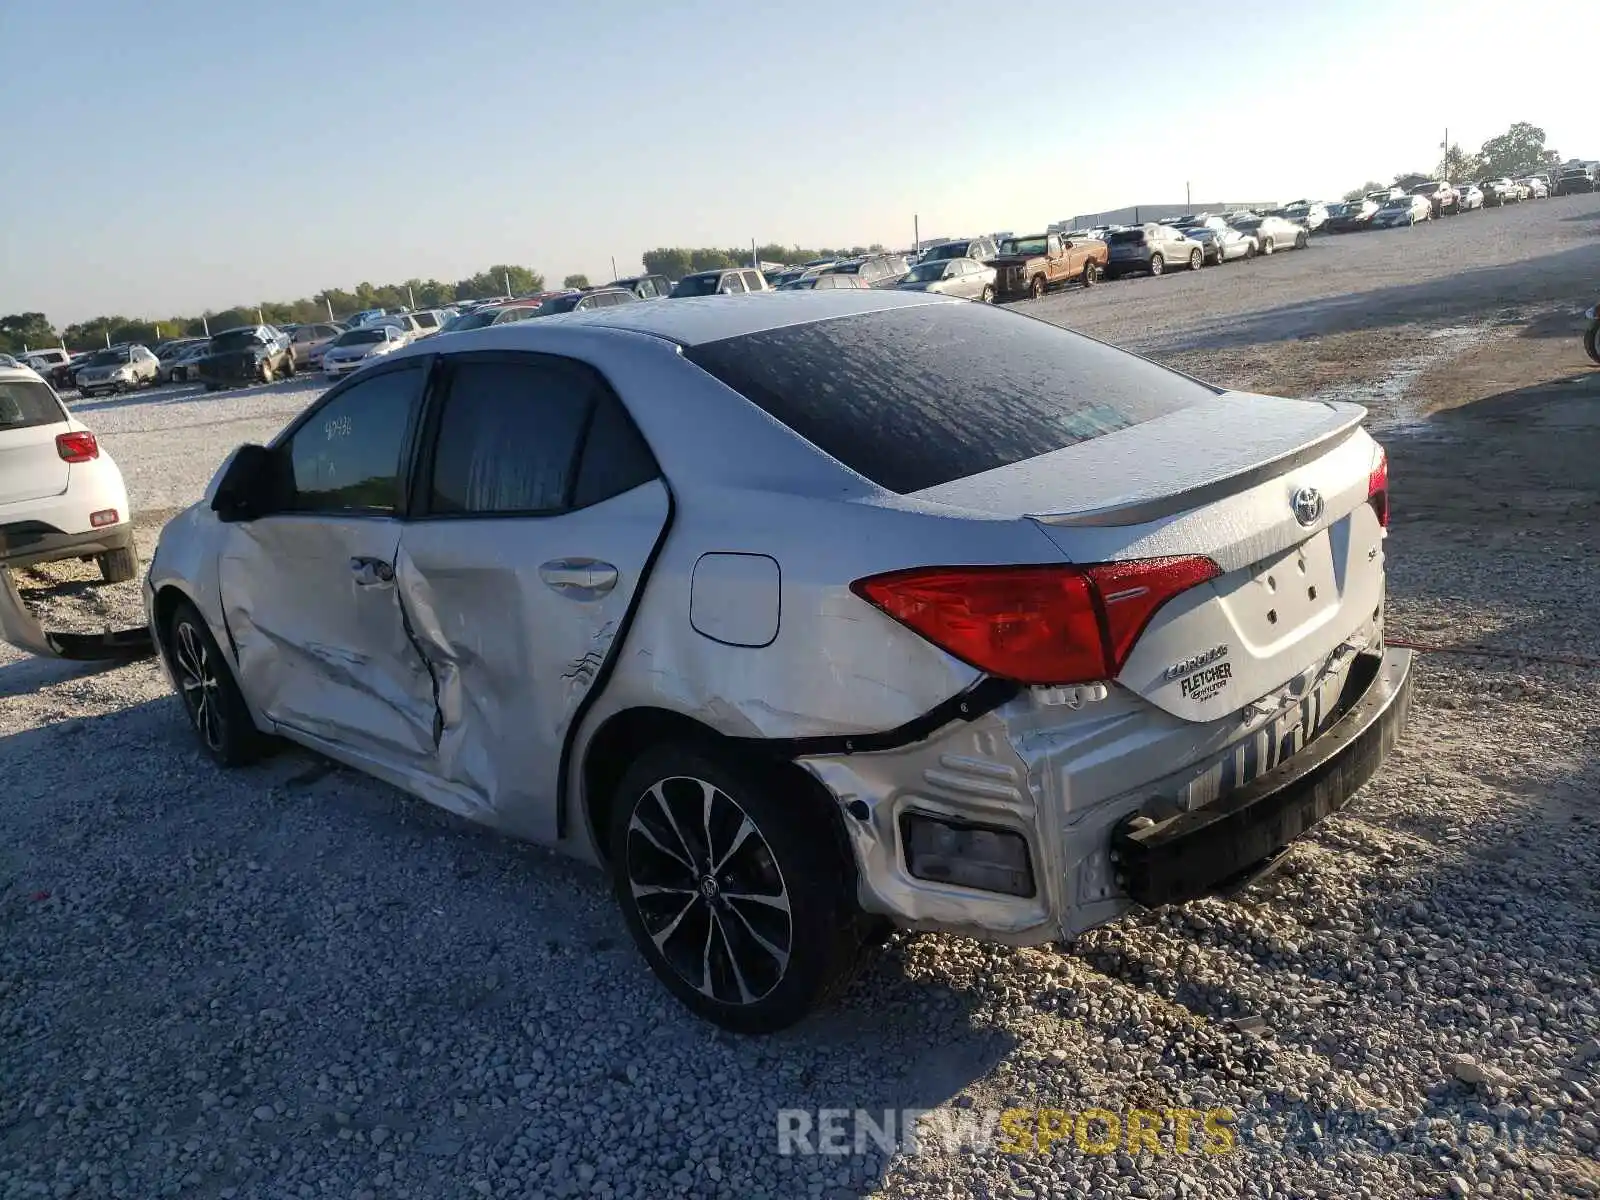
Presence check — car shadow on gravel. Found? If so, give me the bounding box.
[0,687,1013,1198]
[0,654,124,701]
[1159,240,1600,351]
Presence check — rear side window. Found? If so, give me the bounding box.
[427,354,655,516]
[0,380,66,430]
[683,303,1214,494]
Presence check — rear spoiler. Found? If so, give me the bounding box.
[0,568,154,662]
[1028,397,1367,529]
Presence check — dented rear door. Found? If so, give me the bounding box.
[393,351,669,841]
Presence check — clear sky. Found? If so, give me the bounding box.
[1,0,1587,324]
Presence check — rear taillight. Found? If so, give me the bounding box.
[55,431,98,463]
[1368,446,1389,527]
[850,556,1220,686]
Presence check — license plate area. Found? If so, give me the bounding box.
[1222,530,1340,650]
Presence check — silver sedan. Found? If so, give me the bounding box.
[144,292,1412,1033]
[894,256,997,301]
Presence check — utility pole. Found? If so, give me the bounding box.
[325,295,335,321]
[1186,181,1191,209]
[751,238,757,268]
[611,255,618,280]
[407,285,416,309]
[503,269,512,297]
[256,308,264,325]
[914,214,920,255]
[104,329,111,348]
[202,315,210,336]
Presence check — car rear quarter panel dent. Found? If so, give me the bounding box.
[565,486,1055,860]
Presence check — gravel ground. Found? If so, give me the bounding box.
[2,198,1598,1199]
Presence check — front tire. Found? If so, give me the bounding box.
[1585,322,1600,366]
[1081,261,1098,287]
[97,546,138,584]
[166,599,273,767]
[979,284,994,303]
[1295,230,1309,249]
[609,743,871,1034]
[1029,274,1046,300]
[1188,248,1203,270]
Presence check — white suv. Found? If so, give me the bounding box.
[0,365,136,583]
[73,345,160,397]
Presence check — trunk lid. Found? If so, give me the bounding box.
[913,393,1386,721]
[0,380,71,505]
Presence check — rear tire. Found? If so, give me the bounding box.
[1295,230,1309,249]
[97,546,138,584]
[1261,237,1275,255]
[1029,274,1046,300]
[1081,261,1097,287]
[166,599,274,767]
[979,284,994,303]
[1585,322,1600,366]
[1148,253,1165,276]
[609,743,873,1034]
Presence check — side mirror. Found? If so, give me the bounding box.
[211,443,291,522]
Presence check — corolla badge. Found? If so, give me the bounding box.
[1291,486,1324,527]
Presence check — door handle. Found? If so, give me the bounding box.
[350,556,395,586]
[539,558,618,599]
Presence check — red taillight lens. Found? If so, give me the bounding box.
[850,556,1220,686]
[55,431,98,463]
[1368,446,1389,528]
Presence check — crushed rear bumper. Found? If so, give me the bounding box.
[1112,647,1414,907]
[0,558,155,663]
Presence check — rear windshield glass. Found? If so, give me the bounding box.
[670,274,723,297]
[211,330,262,351]
[1109,230,1146,244]
[683,304,1213,493]
[0,380,66,431]
[335,329,386,346]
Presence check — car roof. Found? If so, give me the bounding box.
[393,291,957,354]
[0,365,52,385]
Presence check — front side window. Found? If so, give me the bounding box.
[284,365,424,513]
[427,355,652,515]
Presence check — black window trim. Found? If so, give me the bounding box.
[406,348,661,523]
[267,353,438,520]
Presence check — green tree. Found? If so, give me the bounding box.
[1477,121,1552,179]
[1342,181,1386,201]
[641,247,694,279]
[562,273,590,289]
[1437,143,1483,183]
[0,312,59,354]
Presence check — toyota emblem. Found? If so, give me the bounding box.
[1291,486,1324,527]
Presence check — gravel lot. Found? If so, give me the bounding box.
[3,197,1598,1200]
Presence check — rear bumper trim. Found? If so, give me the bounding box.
[0,522,133,569]
[1112,647,1413,907]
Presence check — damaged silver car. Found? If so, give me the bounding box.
[144,292,1412,1033]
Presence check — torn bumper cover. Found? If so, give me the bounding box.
[1113,647,1414,907]
[0,567,155,662]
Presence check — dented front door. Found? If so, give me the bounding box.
[219,514,440,766]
